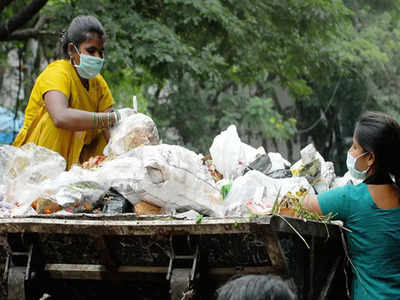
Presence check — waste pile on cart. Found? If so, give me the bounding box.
[0,112,352,300]
[0,113,360,220]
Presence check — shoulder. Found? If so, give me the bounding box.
[39,59,72,79]
[35,60,73,97]
[317,184,368,219]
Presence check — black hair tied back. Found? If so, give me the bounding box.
[59,15,105,59]
[356,111,400,186]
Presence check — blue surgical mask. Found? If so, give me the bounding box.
[346,152,369,180]
[72,45,104,79]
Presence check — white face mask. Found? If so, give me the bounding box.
[346,152,369,180]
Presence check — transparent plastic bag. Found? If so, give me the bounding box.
[0,143,66,186]
[104,113,160,156]
[224,170,314,217]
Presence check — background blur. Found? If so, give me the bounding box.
[1,0,400,175]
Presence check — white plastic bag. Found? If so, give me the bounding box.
[89,155,145,204]
[0,143,66,186]
[267,152,291,173]
[1,143,66,212]
[209,125,259,180]
[125,144,224,217]
[104,113,160,156]
[224,170,314,217]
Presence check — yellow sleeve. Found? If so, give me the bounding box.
[36,61,71,101]
[96,74,114,112]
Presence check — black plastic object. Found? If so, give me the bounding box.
[101,187,134,214]
[244,154,272,175]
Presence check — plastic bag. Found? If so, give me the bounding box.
[209,125,259,180]
[103,113,160,156]
[224,170,314,217]
[24,166,107,214]
[290,143,336,193]
[0,143,66,187]
[89,155,145,205]
[52,181,106,213]
[125,144,224,217]
[267,152,291,173]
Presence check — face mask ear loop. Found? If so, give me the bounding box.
[70,44,80,66]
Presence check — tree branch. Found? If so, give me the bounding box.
[0,0,14,14]
[0,0,49,40]
[4,28,55,40]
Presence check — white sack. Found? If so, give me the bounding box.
[125,144,224,217]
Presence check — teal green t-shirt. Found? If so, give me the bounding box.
[318,183,400,300]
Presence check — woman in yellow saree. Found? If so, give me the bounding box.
[13,15,134,169]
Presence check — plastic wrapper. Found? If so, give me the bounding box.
[209,125,259,180]
[101,187,133,214]
[290,143,336,193]
[125,144,224,217]
[224,170,314,217]
[103,113,160,156]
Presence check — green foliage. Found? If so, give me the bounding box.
[4,0,400,166]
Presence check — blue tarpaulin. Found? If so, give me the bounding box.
[0,106,24,144]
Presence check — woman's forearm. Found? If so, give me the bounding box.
[53,108,116,131]
[44,90,116,131]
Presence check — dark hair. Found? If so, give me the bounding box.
[216,274,297,300]
[354,111,400,185]
[60,15,105,58]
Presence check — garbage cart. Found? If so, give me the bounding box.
[0,214,347,300]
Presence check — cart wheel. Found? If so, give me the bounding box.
[8,267,26,300]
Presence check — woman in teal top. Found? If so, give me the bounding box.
[303,111,400,300]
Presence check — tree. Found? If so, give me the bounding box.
[0,0,52,41]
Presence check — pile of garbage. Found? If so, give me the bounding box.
[0,113,360,219]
